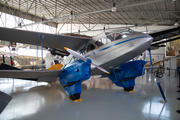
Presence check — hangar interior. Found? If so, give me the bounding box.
[0,0,180,120]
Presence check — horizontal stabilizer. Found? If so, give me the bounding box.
[0,91,12,114]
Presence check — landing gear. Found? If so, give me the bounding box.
[154,71,163,78]
[69,93,80,100]
[123,86,134,91]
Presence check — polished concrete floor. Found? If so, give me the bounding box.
[0,70,180,120]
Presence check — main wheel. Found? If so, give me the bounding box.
[154,71,163,78]
[154,71,158,77]
[70,93,80,100]
[124,86,134,91]
[158,72,163,78]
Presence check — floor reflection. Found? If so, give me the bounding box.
[0,79,63,120]
[0,71,180,120]
[82,76,112,89]
[142,100,169,117]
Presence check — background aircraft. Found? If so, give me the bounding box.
[0,26,180,103]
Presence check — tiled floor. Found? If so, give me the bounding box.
[0,70,180,120]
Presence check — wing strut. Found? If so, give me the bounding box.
[148,48,153,67]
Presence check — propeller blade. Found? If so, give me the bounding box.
[64,47,87,61]
[64,47,110,74]
[91,63,110,74]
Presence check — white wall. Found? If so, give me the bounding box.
[170,57,177,69]
[151,47,165,55]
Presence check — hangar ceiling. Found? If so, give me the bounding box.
[0,0,180,28]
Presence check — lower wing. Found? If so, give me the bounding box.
[0,70,62,82]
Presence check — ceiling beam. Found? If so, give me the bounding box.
[0,3,57,28]
[9,0,167,28]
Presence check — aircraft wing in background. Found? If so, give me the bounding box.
[149,26,180,48]
[0,91,12,114]
[149,26,180,42]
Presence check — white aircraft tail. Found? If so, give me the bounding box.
[45,52,55,69]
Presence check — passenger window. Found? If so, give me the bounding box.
[87,44,96,52]
[106,33,114,41]
[114,33,122,40]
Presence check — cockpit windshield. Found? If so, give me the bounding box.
[105,28,133,42]
[93,28,133,45]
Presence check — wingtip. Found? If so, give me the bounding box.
[64,47,67,50]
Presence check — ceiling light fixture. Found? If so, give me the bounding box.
[103,26,105,32]
[174,19,178,26]
[70,11,74,19]
[111,2,116,12]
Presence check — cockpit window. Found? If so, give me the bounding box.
[87,44,96,52]
[120,29,133,35]
[98,37,111,44]
[106,33,122,41]
[95,41,104,47]
[105,28,133,42]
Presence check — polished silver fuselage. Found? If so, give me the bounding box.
[83,31,153,75]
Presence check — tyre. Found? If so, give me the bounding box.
[158,72,163,78]
[70,93,80,100]
[154,71,158,77]
[124,86,134,91]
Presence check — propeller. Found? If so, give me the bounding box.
[64,47,110,74]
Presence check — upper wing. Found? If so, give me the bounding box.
[0,69,62,82]
[0,27,90,52]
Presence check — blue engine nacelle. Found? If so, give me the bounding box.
[108,60,146,91]
[58,59,91,100]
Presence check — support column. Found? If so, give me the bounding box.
[2,55,5,63]
[41,35,43,70]
[36,43,38,70]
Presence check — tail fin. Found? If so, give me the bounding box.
[45,52,55,69]
[45,52,63,70]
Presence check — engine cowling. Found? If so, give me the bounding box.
[58,59,91,100]
[108,60,146,90]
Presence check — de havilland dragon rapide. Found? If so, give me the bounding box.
[0,26,180,106]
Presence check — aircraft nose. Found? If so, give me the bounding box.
[148,36,153,43]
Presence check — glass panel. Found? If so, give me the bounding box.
[95,41,104,47]
[87,44,96,52]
